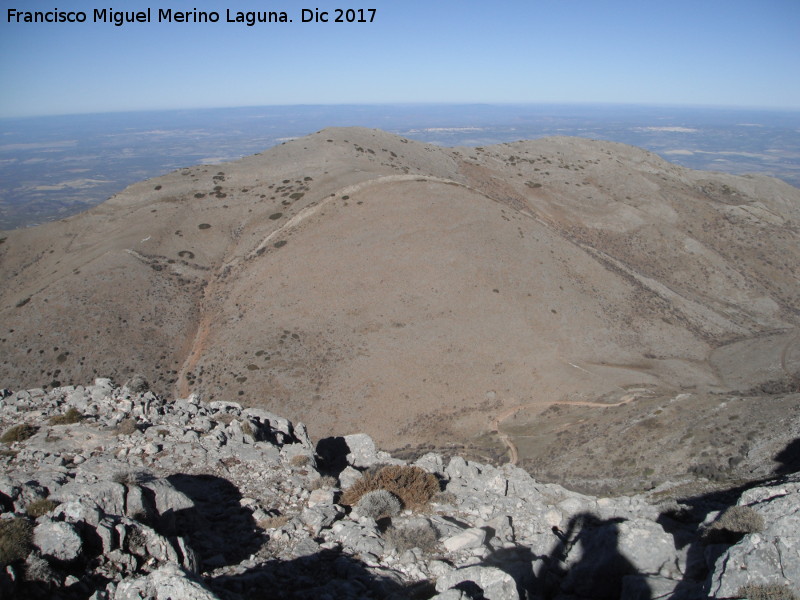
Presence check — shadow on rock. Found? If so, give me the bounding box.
[774,437,800,475]
[315,436,351,478]
[207,548,419,600]
[462,514,652,600]
[656,464,800,599]
[546,513,651,600]
[166,473,266,570]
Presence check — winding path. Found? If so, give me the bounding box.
[491,392,642,466]
[780,328,800,388]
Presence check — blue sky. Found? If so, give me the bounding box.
[1,0,799,117]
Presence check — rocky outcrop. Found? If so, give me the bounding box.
[0,379,798,599]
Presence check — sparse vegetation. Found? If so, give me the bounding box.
[290,454,311,467]
[341,465,440,510]
[736,584,797,600]
[384,520,439,553]
[259,515,290,530]
[431,491,458,505]
[126,374,149,393]
[356,489,402,519]
[307,475,338,491]
[1,424,38,444]
[115,418,139,436]
[112,470,152,486]
[703,505,764,544]
[0,518,33,565]
[25,498,58,518]
[49,407,83,425]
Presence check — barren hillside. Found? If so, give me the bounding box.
[2,127,799,492]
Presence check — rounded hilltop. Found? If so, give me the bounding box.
[1,127,799,494]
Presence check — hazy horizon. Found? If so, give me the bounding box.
[2,1,798,118]
[2,102,800,230]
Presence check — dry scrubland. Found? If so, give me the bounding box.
[1,127,799,493]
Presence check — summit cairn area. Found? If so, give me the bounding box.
[0,379,798,599]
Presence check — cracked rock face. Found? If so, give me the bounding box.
[0,379,798,599]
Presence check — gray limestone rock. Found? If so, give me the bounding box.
[435,565,519,600]
[344,433,383,468]
[33,519,83,562]
[113,562,219,600]
[4,379,800,600]
[442,528,487,552]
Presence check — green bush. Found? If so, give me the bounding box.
[0,518,33,565]
[341,465,440,510]
[1,424,38,444]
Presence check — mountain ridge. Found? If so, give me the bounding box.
[1,127,799,492]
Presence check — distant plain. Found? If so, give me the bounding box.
[2,103,799,230]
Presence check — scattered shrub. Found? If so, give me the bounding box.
[431,491,458,505]
[384,520,439,553]
[259,515,290,530]
[736,584,797,600]
[307,475,338,491]
[112,470,152,486]
[24,551,57,584]
[341,465,440,510]
[1,424,38,444]
[357,490,402,519]
[125,375,149,394]
[49,407,83,425]
[0,518,33,565]
[25,498,58,518]
[124,526,148,552]
[290,454,311,467]
[115,418,139,436]
[703,505,765,544]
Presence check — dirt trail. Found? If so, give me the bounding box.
[780,328,800,387]
[492,392,641,466]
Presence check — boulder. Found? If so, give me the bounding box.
[113,562,219,600]
[33,519,82,562]
[708,481,800,597]
[435,565,519,600]
[442,528,487,552]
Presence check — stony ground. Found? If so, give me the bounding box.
[0,379,798,599]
